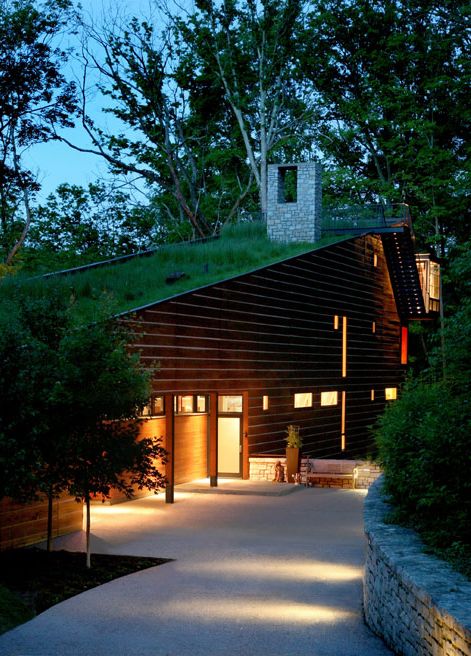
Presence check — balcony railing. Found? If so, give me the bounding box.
[321,203,411,234]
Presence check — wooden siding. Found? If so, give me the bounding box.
[0,495,82,551]
[174,414,208,483]
[126,235,404,460]
[106,416,167,503]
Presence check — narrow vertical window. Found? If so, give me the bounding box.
[341,391,346,451]
[342,316,347,378]
[263,395,269,411]
[370,389,375,401]
[401,326,408,365]
[373,252,378,267]
[372,321,376,334]
[334,315,339,330]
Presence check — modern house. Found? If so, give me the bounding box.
[117,162,439,502]
[0,162,440,547]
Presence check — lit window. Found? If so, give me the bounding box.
[401,326,408,365]
[263,395,269,411]
[196,395,207,412]
[373,252,378,267]
[342,316,347,377]
[141,395,165,417]
[218,395,243,413]
[372,321,376,334]
[321,391,338,406]
[174,395,209,414]
[178,395,194,413]
[371,390,375,401]
[294,392,312,408]
[334,315,339,330]
[385,387,397,401]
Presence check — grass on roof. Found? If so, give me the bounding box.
[0,222,346,324]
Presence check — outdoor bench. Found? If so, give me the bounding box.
[306,461,358,489]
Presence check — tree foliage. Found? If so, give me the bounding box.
[174,0,314,214]
[375,245,471,575]
[301,0,470,251]
[24,182,159,271]
[0,0,77,265]
[0,286,166,564]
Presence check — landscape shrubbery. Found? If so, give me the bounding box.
[375,245,471,577]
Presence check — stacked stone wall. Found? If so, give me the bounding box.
[364,478,471,656]
[249,457,381,488]
[267,162,322,243]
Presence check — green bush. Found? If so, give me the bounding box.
[376,244,471,576]
[376,378,471,550]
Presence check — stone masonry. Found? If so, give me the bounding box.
[249,457,381,489]
[267,162,322,243]
[364,478,471,656]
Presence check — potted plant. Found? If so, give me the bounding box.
[285,424,302,483]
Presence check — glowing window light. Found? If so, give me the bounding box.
[401,326,408,365]
[262,395,269,411]
[385,387,397,401]
[321,391,338,406]
[342,316,347,377]
[294,392,312,408]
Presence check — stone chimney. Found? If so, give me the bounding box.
[266,162,322,243]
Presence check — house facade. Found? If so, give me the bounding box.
[125,226,433,502]
[0,163,439,546]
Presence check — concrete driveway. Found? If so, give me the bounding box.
[0,482,393,656]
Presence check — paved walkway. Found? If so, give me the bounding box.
[0,482,393,656]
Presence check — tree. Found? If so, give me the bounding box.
[375,244,471,574]
[59,14,214,238]
[54,319,166,568]
[174,0,313,215]
[25,182,159,271]
[0,282,166,563]
[301,0,470,252]
[0,0,77,266]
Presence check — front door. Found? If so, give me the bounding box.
[217,416,241,476]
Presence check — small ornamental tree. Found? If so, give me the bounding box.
[54,319,167,568]
[0,283,166,564]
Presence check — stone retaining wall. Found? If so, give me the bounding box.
[249,457,381,488]
[364,478,471,656]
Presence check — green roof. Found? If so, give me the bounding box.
[1,223,347,324]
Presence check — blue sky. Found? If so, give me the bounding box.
[24,0,181,202]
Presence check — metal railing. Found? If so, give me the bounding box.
[321,203,411,233]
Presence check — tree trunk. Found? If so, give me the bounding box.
[85,495,91,569]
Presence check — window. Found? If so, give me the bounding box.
[278,166,297,203]
[401,326,408,365]
[385,387,397,401]
[371,389,375,401]
[321,391,338,406]
[373,252,378,267]
[218,395,243,413]
[372,321,376,334]
[178,395,194,413]
[141,395,165,417]
[175,394,209,414]
[263,395,269,411]
[342,316,347,377]
[294,392,312,408]
[333,315,339,330]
